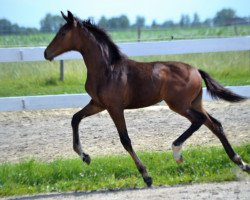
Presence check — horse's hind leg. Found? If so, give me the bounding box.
[205,113,250,173]
[171,108,206,163]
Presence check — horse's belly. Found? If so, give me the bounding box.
[126,89,162,109]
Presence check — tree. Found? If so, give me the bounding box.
[151,20,159,28]
[98,16,109,28]
[192,13,201,27]
[0,19,12,34]
[40,13,64,32]
[179,14,191,27]
[214,8,236,26]
[108,17,119,29]
[119,15,130,29]
[135,16,145,28]
[0,18,38,35]
[161,20,175,28]
[105,15,130,29]
[203,18,213,27]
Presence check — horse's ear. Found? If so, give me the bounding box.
[61,11,69,22]
[67,11,74,22]
[67,10,78,27]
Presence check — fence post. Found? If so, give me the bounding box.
[249,50,250,71]
[137,27,141,42]
[60,60,64,81]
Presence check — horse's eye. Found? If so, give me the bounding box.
[60,32,66,37]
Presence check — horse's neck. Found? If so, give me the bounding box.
[78,35,120,98]
[80,49,106,97]
[81,50,105,77]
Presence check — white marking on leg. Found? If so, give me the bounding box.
[77,144,84,158]
[240,161,248,170]
[75,143,84,158]
[234,154,248,170]
[73,115,86,158]
[172,144,183,163]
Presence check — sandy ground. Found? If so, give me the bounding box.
[0,100,250,200]
[0,100,250,163]
[0,100,249,163]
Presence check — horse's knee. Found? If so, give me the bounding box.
[71,113,81,128]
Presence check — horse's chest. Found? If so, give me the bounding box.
[85,80,99,100]
[85,80,108,106]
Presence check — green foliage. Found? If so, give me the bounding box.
[0,144,249,197]
[40,13,64,32]
[214,8,236,26]
[0,19,39,35]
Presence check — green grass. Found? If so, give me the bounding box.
[0,144,249,197]
[111,25,250,42]
[0,51,249,97]
[0,60,87,97]
[0,33,55,47]
[1,25,250,47]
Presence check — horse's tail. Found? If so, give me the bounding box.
[198,69,246,102]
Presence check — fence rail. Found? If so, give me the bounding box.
[0,36,250,62]
[0,36,250,111]
[0,86,249,112]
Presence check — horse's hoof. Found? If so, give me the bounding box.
[242,164,250,174]
[176,155,183,164]
[83,154,91,165]
[143,176,153,187]
[172,144,183,164]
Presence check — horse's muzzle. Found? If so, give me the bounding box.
[44,50,54,61]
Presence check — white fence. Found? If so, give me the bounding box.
[0,86,249,112]
[0,36,250,111]
[1,36,250,62]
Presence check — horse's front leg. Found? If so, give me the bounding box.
[71,100,104,164]
[108,108,152,187]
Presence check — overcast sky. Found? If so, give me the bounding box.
[0,0,249,28]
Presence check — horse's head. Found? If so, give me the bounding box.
[44,11,80,61]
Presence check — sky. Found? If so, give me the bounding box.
[0,0,249,28]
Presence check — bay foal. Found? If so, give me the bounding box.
[44,11,250,186]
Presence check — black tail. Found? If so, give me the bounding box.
[198,69,246,102]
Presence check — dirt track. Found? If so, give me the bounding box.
[0,100,249,163]
[0,100,250,200]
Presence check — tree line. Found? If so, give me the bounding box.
[0,8,249,35]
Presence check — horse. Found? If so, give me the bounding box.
[44,11,250,187]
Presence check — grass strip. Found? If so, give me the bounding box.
[0,144,249,197]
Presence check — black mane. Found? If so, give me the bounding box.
[76,18,125,65]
